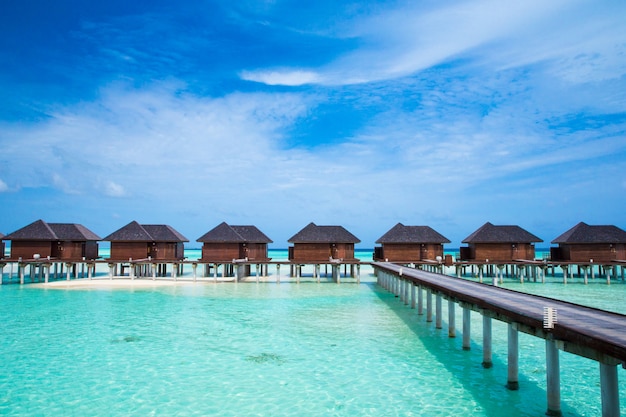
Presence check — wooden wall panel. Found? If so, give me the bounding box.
[292,243,331,262]
[558,244,621,262]
[242,243,269,261]
[110,242,148,260]
[10,241,52,259]
[201,243,240,261]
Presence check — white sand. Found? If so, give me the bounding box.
[30,278,219,289]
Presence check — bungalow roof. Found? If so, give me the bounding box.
[551,222,626,244]
[462,222,542,244]
[288,222,361,244]
[142,225,189,242]
[104,221,188,242]
[376,223,450,244]
[4,219,101,241]
[197,222,273,243]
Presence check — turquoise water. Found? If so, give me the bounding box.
[0,250,625,416]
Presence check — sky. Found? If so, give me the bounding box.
[1,0,625,249]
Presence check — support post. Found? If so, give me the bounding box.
[410,283,416,309]
[448,299,456,337]
[545,338,562,416]
[482,314,492,368]
[417,285,423,315]
[404,279,409,305]
[507,323,519,390]
[435,293,442,329]
[426,288,433,322]
[600,361,620,417]
[462,308,471,350]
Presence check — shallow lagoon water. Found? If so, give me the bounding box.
[0,249,624,416]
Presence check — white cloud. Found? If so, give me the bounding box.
[0,179,8,192]
[240,69,321,86]
[0,82,314,200]
[52,173,80,195]
[104,181,126,197]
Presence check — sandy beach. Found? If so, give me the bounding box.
[30,278,218,289]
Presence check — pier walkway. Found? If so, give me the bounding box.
[373,262,625,417]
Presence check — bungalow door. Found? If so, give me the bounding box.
[330,244,338,259]
[147,243,157,259]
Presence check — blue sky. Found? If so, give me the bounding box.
[1,0,625,248]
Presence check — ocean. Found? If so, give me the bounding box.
[0,248,624,416]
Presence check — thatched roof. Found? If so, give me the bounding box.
[104,221,188,242]
[376,223,450,244]
[197,222,273,243]
[288,222,361,244]
[551,222,626,244]
[462,222,542,244]
[4,220,101,241]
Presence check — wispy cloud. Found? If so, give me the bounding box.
[103,181,126,198]
[242,0,626,87]
[240,69,321,86]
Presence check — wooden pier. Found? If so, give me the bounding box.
[0,258,363,284]
[373,262,626,417]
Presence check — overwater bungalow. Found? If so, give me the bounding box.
[197,222,273,262]
[3,219,101,260]
[104,221,188,261]
[288,222,360,262]
[459,222,542,262]
[0,233,5,259]
[550,222,626,262]
[373,223,451,263]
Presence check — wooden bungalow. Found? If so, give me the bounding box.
[550,222,626,262]
[288,222,360,262]
[104,221,188,261]
[197,222,273,262]
[459,222,542,262]
[3,219,101,260]
[373,223,451,262]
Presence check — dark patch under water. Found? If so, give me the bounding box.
[245,353,285,364]
[111,335,141,343]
